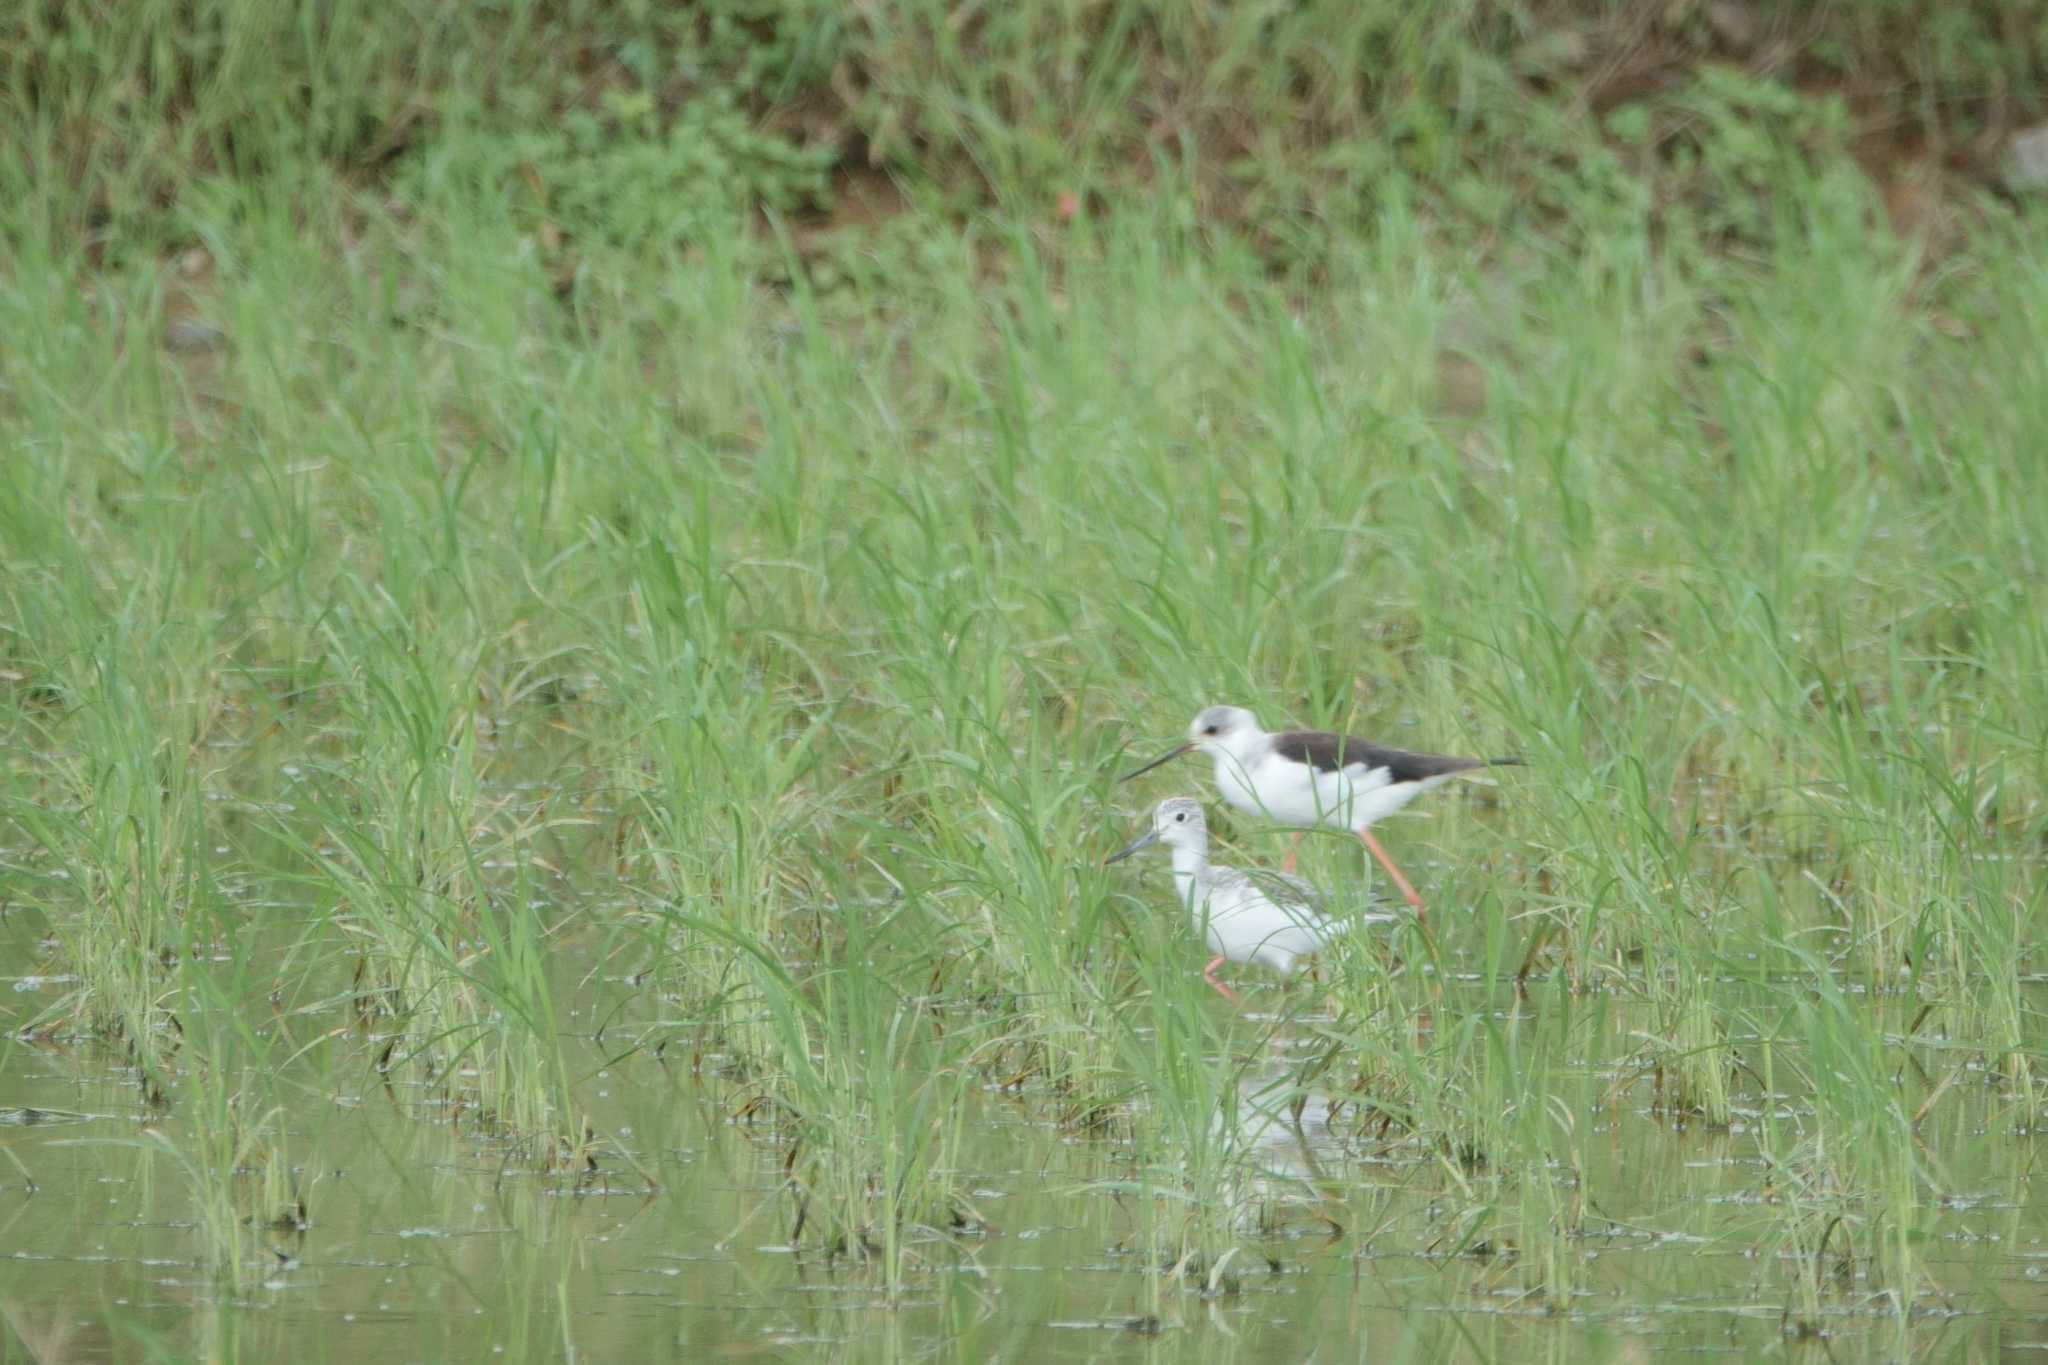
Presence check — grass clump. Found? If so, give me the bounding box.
[272,585,589,1162]
[689,893,977,1288]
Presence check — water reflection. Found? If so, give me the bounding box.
[3,911,2046,1362]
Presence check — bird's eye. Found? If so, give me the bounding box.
[1202,725,1219,736]
[1174,812,1187,822]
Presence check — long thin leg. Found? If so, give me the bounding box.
[1202,954,1242,1004]
[1279,831,1305,875]
[1358,828,1427,918]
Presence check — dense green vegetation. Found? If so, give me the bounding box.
[9,1,2045,259]
[3,1,2047,1358]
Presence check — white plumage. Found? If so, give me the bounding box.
[1107,797,1397,999]
[1121,704,1521,917]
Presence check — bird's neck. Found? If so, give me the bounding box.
[1169,843,1208,882]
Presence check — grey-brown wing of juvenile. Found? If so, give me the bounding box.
[1224,867,1399,932]
[1222,866,1324,910]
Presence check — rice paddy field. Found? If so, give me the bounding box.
[5,3,2048,1361]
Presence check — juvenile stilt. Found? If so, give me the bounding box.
[1107,798,1388,1008]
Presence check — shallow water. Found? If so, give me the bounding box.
[7,908,2048,1365]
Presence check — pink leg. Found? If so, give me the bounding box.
[1280,831,1305,875]
[1202,955,1242,1004]
[1359,828,1427,919]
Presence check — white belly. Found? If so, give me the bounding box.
[1213,750,1432,831]
[1205,885,1333,973]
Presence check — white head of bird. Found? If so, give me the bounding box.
[1120,705,1264,782]
[1103,795,1209,870]
[1188,704,1262,763]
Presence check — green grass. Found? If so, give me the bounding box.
[9,0,2043,263]
[4,2,2048,1354]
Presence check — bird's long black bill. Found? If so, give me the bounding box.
[1103,829,1161,865]
[1117,741,1194,784]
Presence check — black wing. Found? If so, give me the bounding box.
[1271,730,1518,785]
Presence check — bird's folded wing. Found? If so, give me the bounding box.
[1228,867,1327,913]
[1271,730,1490,782]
